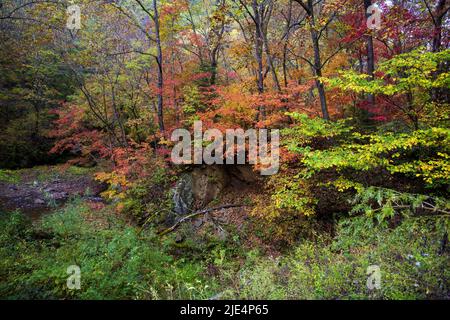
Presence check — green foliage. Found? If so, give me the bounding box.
[1,181,449,300]
[235,256,286,300]
[120,167,175,223]
[182,85,203,114]
[283,112,450,188]
[221,216,450,299]
[350,186,450,222]
[0,201,214,300]
[262,112,450,248]
[323,48,450,96]
[283,112,353,147]
[0,111,59,169]
[269,173,317,215]
[322,48,450,127]
[249,169,323,245]
[0,24,76,168]
[181,84,206,126]
[0,169,21,183]
[301,128,448,184]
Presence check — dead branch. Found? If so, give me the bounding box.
[158,204,247,236]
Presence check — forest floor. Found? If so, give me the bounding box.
[0,165,449,299]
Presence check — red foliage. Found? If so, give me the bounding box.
[48,104,109,160]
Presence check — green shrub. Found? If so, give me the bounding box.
[0,201,214,300]
[221,216,450,300]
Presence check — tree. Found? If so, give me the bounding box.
[364,0,375,105]
[184,0,230,85]
[422,0,449,53]
[323,48,450,129]
[292,0,348,120]
[112,0,166,132]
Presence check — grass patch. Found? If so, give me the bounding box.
[0,169,21,183]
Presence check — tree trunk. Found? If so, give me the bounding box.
[296,0,330,119]
[261,3,281,92]
[282,1,293,88]
[210,48,219,85]
[253,0,265,119]
[254,3,264,95]
[153,0,165,132]
[428,0,448,103]
[111,86,128,147]
[364,0,375,106]
[263,31,281,92]
[310,26,329,120]
[431,0,446,53]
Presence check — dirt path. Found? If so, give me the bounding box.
[0,165,106,219]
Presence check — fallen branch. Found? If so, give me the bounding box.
[158,204,247,236]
